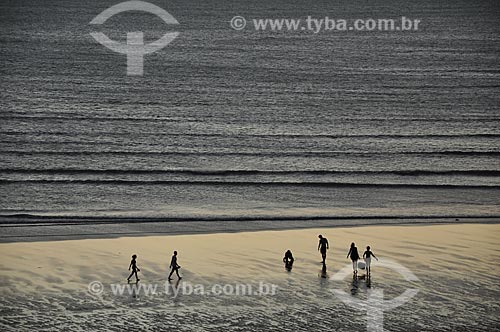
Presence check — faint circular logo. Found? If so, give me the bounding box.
[88,281,104,295]
[330,258,419,332]
[230,16,247,30]
[89,1,180,76]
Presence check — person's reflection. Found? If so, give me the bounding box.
[320,262,328,278]
[351,273,359,295]
[167,278,182,304]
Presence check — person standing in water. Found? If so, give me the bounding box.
[346,242,360,274]
[168,250,182,281]
[363,245,378,275]
[127,254,140,283]
[283,250,294,265]
[318,235,329,264]
[283,249,294,271]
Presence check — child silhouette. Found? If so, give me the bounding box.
[127,254,140,283]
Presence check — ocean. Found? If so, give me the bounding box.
[1,0,500,225]
[1,2,500,330]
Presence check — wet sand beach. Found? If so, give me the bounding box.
[0,223,498,331]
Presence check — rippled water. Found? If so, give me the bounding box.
[1,0,500,222]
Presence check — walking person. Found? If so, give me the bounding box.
[127,254,140,283]
[363,245,378,275]
[168,250,182,281]
[346,242,360,274]
[318,235,329,264]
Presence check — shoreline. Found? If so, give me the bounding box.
[1,223,498,330]
[0,216,498,243]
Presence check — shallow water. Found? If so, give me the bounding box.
[0,225,498,331]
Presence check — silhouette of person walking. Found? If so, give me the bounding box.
[318,235,329,264]
[127,254,140,283]
[363,245,379,275]
[347,242,360,274]
[168,250,182,281]
[283,249,294,270]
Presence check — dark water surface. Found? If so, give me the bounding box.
[1,0,499,222]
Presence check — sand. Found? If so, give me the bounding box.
[0,224,499,331]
